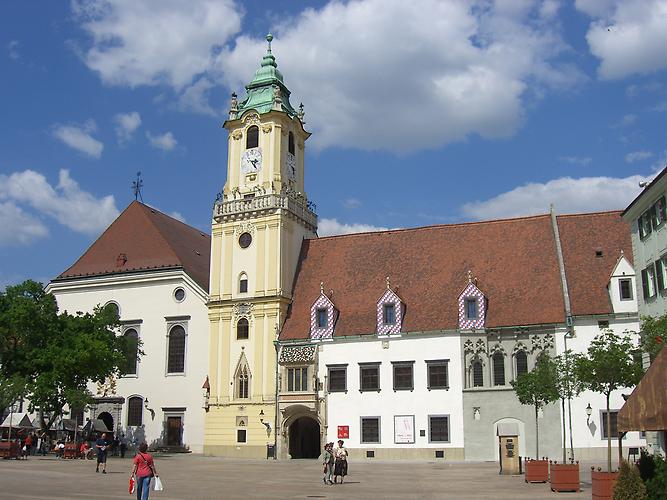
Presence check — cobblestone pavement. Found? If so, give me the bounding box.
[0,455,596,499]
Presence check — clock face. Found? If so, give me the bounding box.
[286,152,296,179]
[241,148,262,174]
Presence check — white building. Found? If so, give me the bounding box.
[46,201,210,452]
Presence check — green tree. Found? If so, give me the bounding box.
[555,350,582,462]
[0,280,138,431]
[574,330,643,472]
[613,460,647,500]
[639,315,666,364]
[511,352,560,458]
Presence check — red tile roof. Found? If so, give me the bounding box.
[54,201,211,291]
[280,211,632,340]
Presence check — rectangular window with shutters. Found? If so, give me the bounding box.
[327,365,347,392]
[359,363,380,391]
[429,415,450,443]
[639,211,653,239]
[361,416,380,443]
[392,362,414,391]
[619,278,633,300]
[426,360,449,390]
[657,256,667,293]
[642,265,657,298]
[287,367,308,392]
[653,196,667,228]
[601,410,619,439]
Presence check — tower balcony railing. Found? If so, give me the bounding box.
[214,193,317,228]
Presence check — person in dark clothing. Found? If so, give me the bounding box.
[95,433,110,473]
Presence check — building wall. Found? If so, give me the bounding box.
[317,333,465,460]
[47,271,209,452]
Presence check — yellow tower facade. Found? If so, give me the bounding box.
[204,35,317,457]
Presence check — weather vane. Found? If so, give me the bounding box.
[132,171,144,202]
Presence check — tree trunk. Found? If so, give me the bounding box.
[535,404,540,459]
[606,392,612,472]
[561,398,567,463]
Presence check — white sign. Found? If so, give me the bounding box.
[394,415,415,444]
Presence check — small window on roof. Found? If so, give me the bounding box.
[465,298,478,320]
[383,303,396,325]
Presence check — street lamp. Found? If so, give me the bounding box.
[586,403,593,425]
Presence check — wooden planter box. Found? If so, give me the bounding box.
[549,461,580,492]
[0,441,21,459]
[524,459,549,483]
[591,469,618,500]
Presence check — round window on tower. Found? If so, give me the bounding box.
[239,232,252,249]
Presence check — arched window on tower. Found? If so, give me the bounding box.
[493,352,505,386]
[127,396,143,426]
[123,329,139,375]
[167,325,186,374]
[515,350,528,377]
[246,125,259,149]
[288,131,295,155]
[239,273,248,294]
[237,318,249,340]
[237,364,249,399]
[472,360,483,387]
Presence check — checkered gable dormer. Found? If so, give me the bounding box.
[376,288,404,336]
[310,292,337,340]
[458,281,486,330]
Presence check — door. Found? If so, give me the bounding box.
[499,435,520,475]
[166,417,182,447]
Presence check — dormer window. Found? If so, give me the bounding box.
[246,125,259,149]
[618,278,632,300]
[465,298,478,320]
[383,304,396,325]
[316,308,328,328]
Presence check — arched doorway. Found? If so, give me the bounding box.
[289,417,320,458]
[98,412,114,434]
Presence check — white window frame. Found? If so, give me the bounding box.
[165,320,188,376]
[121,324,141,378]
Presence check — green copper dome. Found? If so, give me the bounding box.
[235,33,299,119]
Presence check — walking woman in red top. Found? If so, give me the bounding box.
[130,442,159,500]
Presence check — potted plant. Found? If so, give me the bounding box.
[511,352,559,483]
[574,330,643,500]
[549,351,582,492]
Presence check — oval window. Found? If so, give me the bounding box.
[239,232,252,248]
[174,288,186,302]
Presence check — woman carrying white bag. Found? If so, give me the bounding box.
[130,442,161,499]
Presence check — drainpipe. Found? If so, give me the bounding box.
[550,205,575,462]
[274,339,279,460]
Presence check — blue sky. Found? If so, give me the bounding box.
[1,0,666,289]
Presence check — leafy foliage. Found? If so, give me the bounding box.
[638,452,667,500]
[639,315,666,363]
[555,350,582,400]
[613,460,647,500]
[0,280,138,430]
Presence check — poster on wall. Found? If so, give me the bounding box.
[394,415,415,444]
[337,425,349,439]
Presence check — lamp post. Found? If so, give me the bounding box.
[586,403,593,425]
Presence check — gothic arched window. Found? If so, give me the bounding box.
[288,132,295,155]
[246,126,259,149]
[472,361,483,387]
[127,396,143,426]
[167,325,186,374]
[516,351,528,377]
[237,318,249,340]
[124,328,139,375]
[493,352,506,386]
[237,365,249,399]
[239,273,248,294]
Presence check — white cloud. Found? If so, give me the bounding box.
[626,81,663,98]
[113,111,141,144]
[0,201,49,245]
[216,0,585,152]
[0,169,119,236]
[72,0,242,89]
[7,40,20,60]
[178,78,217,116]
[52,120,104,158]
[625,150,653,163]
[560,156,592,166]
[169,211,186,223]
[146,131,177,151]
[318,218,388,236]
[461,175,647,220]
[577,0,667,79]
[341,198,362,209]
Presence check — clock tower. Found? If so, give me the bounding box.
[205,34,317,457]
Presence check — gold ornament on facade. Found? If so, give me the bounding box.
[232,130,243,140]
[261,124,273,133]
[243,113,260,126]
[96,377,117,397]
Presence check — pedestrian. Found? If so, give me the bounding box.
[113,435,120,457]
[130,442,159,500]
[120,434,127,458]
[25,434,33,457]
[95,432,110,474]
[322,442,334,485]
[333,439,349,483]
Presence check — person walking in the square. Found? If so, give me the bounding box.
[322,442,334,485]
[130,442,159,500]
[333,440,349,483]
[95,433,110,474]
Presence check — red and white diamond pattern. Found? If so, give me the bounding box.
[310,293,336,339]
[458,282,486,330]
[376,289,403,335]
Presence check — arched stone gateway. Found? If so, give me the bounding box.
[289,416,320,459]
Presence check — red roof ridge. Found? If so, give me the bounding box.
[556,209,623,219]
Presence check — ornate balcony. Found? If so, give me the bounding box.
[213,192,317,229]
